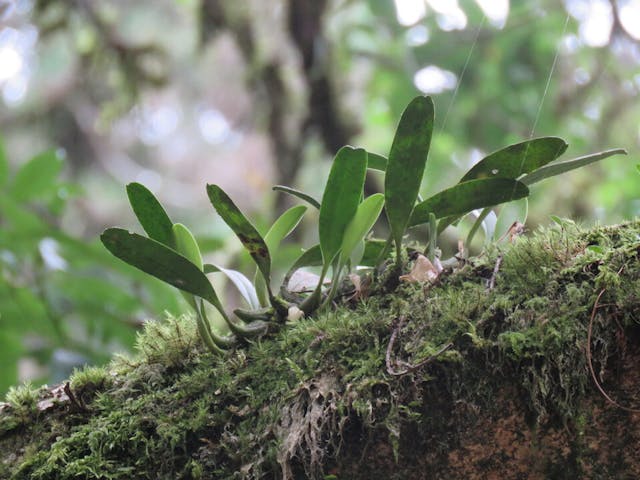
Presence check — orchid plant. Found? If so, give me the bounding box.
[101,95,626,354]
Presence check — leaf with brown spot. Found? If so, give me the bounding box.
[206,184,272,287]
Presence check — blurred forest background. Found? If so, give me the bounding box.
[0,0,638,396]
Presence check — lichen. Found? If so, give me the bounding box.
[2,221,640,479]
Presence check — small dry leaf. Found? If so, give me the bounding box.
[399,254,440,283]
[349,273,361,292]
[498,221,525,243]
[347,273,371,301]
[508,221,525,242]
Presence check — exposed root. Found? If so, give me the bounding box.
[587,288,640,413]
[386,317,453,376]
[276,374,344,479]
[488,254,503,290]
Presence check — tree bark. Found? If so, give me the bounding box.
[2,221,639,479]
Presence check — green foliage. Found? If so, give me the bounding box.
[271,185,320,209]
[318,146,368,268]
[101,95,625,356]
[256,205,307,306]
[0,142,180,396]
[340,193,385,268]
[127,182,175,248]
[459,137,568,182]
[101,229,219,307]
[520,149,626,186]
[384,96,434,266]
[207,184,272,287]
[409,178,529,226]
[172,223,204,272]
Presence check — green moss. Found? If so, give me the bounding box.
[0,384,39,437]
[5,384,39,417]
[2,221,640,479]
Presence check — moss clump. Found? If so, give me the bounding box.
[2,221,640,479]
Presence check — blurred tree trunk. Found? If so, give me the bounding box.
[201,0,357,195]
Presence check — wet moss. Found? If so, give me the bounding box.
[2,221,640,479]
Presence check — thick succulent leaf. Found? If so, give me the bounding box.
[521,148,626,186]
[207,184,271,282]
[101,228,225,313]
[288,244,323,272]
[436,215,459,234]
[319,146,368,265]
[254,205,307,306]
[265,205,307,254]
[172,223,203,271]
[384,96,434,252]
[281,244,323,291]
[272,185,320,209]
[409,178,529,227]
[460,137,568,182]
[126,182,175,248]
[367,152,388,172]
[360,239,389,267]
[205,263,261,310]
[339,193,384,266]
[445,145,623,234]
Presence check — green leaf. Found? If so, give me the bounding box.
[264,205,307,255]
[367,152,388,172]
[460,137,568,182]
[409,178,529,227]
[10,149,64,201]
[206,184,271,284]
[288,244,323,271]
[465,208,494,247]
[360,239,389,266]
[443,144,623,235]
[272,185,320,209]
[126,183,175,248]
[339,193,384,266]
[255,205,307,306]
[521,148,627,186]
[172,223,203,271]
[101,228,224,313]
[384,96,434,258]
[319,146,368,266]
[205,263,261,310]
[282,244,323,291]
